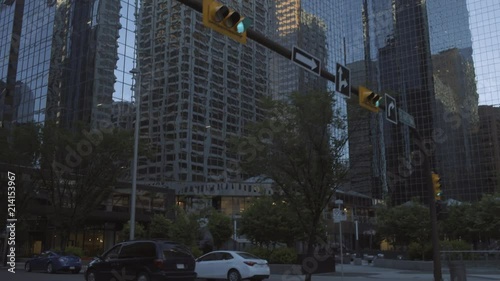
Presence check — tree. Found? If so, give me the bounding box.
[1,121,136,250]
[441,203,474,242]
[149,214,174,239]
[120,220,146,241]
[375,201,431,254]
[169,207,200,247]
[239,196,303,247]
[207,211,233,249]
[0,123,43,248]
[233,91,349,281]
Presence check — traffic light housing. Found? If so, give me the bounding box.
[359,86,382,113]
[202,0,252,44]
[432,172,442,201]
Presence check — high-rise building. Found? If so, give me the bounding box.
[342,0,500,204]
[269,0,329,99]
[0,0,136,129]
[136,0,271,184]
[0,0,143,256]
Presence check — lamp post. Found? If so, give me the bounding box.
[335,199,344,280]
[129,68,140,240]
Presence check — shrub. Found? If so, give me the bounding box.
[268,247,297,264]
[408,242,433,260]
[64,246,84,257]
[247,247,271,260]
[191,246,203,259]
[441,240,471,260]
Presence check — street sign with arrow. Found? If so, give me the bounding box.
[335,63,350,98]
[291,46,321,76]
[385,93,397,124]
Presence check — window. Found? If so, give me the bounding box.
[161,242,192,258]
[197,253,217,262]
[103,245,121,261]
[119,242,156,258]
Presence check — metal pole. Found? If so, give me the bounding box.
[411,128,442,281]
[339,211,344,280]
[130,69,140,240]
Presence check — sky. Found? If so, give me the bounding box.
[467,0,500,106]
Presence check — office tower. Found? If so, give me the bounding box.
[477,106,500,195]
[136,0,270,184]
[0,0,136,129]
[269,0,330,99]
[341,0,493,204]
[0,0,140,255]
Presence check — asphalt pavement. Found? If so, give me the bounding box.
[1,261,499,281]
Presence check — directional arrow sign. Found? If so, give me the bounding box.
[335,63,351,98]
[292,46,321,76]
[385,93,398,124]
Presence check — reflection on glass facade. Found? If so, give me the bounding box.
[342,0,500,204]
[0,0,137,129]
[136,0,270,184]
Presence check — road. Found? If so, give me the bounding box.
[1,264,499,281]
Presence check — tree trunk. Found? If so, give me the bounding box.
[304,231,317,281]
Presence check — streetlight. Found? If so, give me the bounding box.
[334,199,344,280]
[129,68,140,240]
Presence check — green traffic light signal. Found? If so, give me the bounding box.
[237,18,252,33]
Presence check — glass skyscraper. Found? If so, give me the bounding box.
[0,0,137,129]
[341,0,500,204]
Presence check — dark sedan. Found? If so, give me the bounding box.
[25,250,82,274]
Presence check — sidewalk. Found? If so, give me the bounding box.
[271,264,500,281]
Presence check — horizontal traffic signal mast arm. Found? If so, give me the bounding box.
[175,0,336,85]
[175,0,380,109]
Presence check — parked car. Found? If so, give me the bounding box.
[84,239,196,281]
[24,250,82,274]
[195,250,269,281]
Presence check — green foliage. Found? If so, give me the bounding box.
[440,240,471,260]
[247,247,298,264]
[247,247,271,260]
[239,196,303,247]
[232,91,349,256]
[120,221,146,241]
[268,247,298,264]
[375,201,431,249]
[0,121,139,250]
[190,246,203,258]
[207,211,233,249]
[169,208,200,247]
[440,240,471,251]
[64,246,84,257]
[408,242,433,260]
[441,194,500,244]
[149,214,173,239]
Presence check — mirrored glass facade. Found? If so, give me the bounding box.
[341,0,500,204]
[0,0,138,129]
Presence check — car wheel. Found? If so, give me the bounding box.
[47,262,55,273]
[227,269,241,281]
[137,272,150,281]
[25,262,31,272]
[86,270,97,281]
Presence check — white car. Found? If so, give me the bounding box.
[195,250,270,281]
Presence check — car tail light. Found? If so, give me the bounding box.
[154,259,164,269]
[244,261,256,266]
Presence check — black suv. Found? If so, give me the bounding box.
[85,240,197,281]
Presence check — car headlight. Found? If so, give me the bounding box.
[59,257,68,263]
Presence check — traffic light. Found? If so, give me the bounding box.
[202,0,252,44]
[358,86,382,113]
[432,172,442,201]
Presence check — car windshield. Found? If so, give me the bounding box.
[236,252,261,259]
[161,243,192,258]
